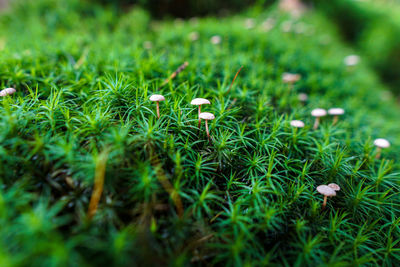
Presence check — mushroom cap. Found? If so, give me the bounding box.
[317,185,336,197]
[282,72,301,83]
[344,55,360,66]
[189,31,199,41]
[244,18,255,29]
[328,183,341,191]
[149,94,165,102]
[374,138,390,148]
[191,98,210,106]
[311,108,327,117]
[143,41,153,50]
[328,108,345,116]
[210,35,222,45]
[0,88,16,97]
[298,93,308,102]
[290,120,305,128]
[199,112,215,120]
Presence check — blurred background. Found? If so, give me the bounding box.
[2,0,400,94]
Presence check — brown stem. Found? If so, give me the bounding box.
[161,61,189,87]
[226,66,243,95]
[322,195,327,209]
[205,120,210,140]
[198,105,201,128]
[156,102,160,118]
[88,149,109,220]
[313,117,320,130]
[375,147,382,159]
[333,115,338,125]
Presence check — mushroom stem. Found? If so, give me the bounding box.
[322,195,327,209]
[313,117,320,130]
[198,105,202,128]
[375,147,382,159]
[156,102,160,118]
[205,120,210,140]
[332,115,339,125]
[292,127,298,143]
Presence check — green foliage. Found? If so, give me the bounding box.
[0,0,399,265]
[313,0,400,91]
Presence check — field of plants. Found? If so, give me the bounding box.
[0,0,399,266]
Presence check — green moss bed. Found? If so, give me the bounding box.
[0,0,399,266]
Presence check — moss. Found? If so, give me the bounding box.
[0,0,399,265]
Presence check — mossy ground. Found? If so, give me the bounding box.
[0,0,399,266]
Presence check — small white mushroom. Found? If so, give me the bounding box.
[282,72,301,90]
[344,55,360,67]
[298,93,308,102]
[328,183,340,191]
[199,112,215,140]
[328,108,345,125]
[374,138,390,159]
[191,98,211,128]
[290,120,305,128]
[311,108,327,130]
[150,94,165,118]
[279,0,306,17]
[0,88,16,97]
[282,72,301,84]
[143,41,153,50]
[244,18,255,29]
[317,185,336,209]
[189,31,199,42]
[210,35,222,45]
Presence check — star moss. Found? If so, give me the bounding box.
[0,0,399,266]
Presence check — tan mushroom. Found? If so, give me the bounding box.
[317,185,336,209]
[150,94,165,119]
[328,108,345,125]
[328,183,340,191]
[374,138,390,159]
[210,35,222,45]
[244,18,255,29]
[199,112,215,140]
[191,98,211,128]
[298,93,308,103]
[344,55,360,67]
[311,108,327,130]
[282,72,301,90]
[189,31,199,42]
[0,88,16,97]
[143,41,153,50]
[290,120,305,128]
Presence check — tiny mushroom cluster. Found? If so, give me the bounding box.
[317,183,340,209]
[0,88,16,97]
[310,107,345,129]
[282,71,390,160]
[149,94,215,140]
[191,98,211,128]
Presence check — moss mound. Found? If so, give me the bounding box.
[0,0,399,265]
